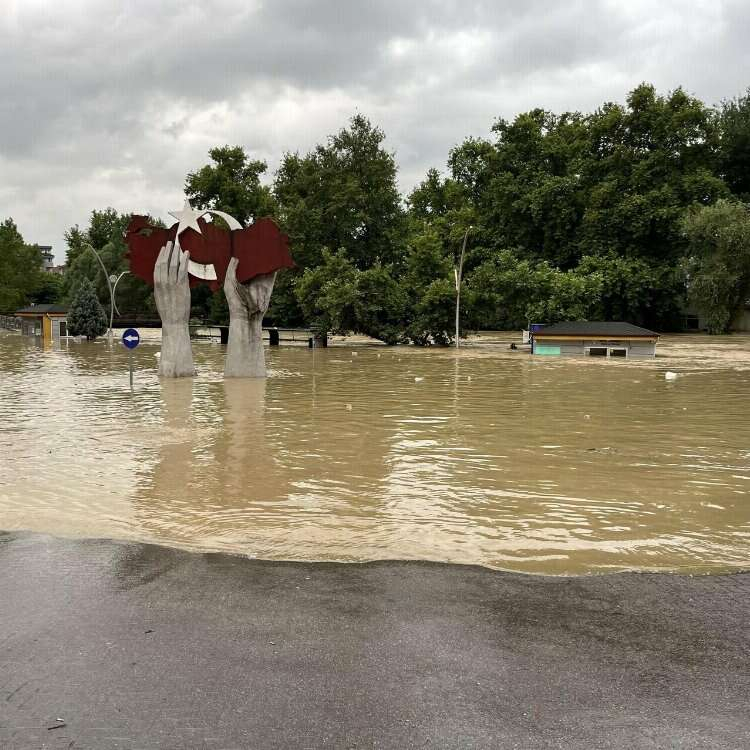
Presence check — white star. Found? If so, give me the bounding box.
[168,199,206,237]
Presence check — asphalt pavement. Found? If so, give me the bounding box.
[1,531,748,749]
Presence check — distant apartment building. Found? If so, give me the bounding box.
[39,246,54,270]
[38,245,66,275]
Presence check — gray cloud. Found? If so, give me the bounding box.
[1,0,748,261]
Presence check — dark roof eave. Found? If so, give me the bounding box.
[15,305,68,315]
[534,333,659,339]
[534,321,659,338]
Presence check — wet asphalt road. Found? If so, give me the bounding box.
[0,532,748,749]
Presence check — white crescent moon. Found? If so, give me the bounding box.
[205,209,243,231]
[187,260,218,280]
[183,208,242,280]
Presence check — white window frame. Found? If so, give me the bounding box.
[585,346,609,357]
[584,341,629,358]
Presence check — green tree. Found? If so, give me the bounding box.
[580,85,726,263]
[29,273,63,305]
[295,249,359,334]
[407,278,456,345]
[465,250,541,329]
[185,145,275,226]
[62,209,157,319]
[273,114,407,326]
[274,114,406,272]
[88,208,130,250]
[64,207,130,268]
[67,279,108,340]
[400,228,457,344]
[524,266,603,324]
[719,89,750,200]
[63,225,88,266]
[408,168,476,250]
[0,218,45,311]
[682,199,750,333]
[354,265,409,345]
[465,250,605,329]
[460,108,589,268]
[185,146,278,323]
[446,84,726,274]
[576,254,683,329]
[294,249,407,344]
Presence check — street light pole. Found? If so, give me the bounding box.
[83,243,126,344]
[454,226,472,349]
[109,271,129,339]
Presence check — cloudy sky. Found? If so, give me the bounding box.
[2,0,748,261]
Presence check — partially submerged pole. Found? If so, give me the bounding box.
[83,243,115,343]
[454,226,472,349]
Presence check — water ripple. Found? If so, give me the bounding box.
[1,330,749,574]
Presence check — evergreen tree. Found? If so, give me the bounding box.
[67,279,108,340]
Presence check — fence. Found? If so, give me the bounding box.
[190,325,323,346]
[0,315,20,331]
[1,313,327,346]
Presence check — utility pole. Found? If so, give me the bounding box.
[454,226,472,348]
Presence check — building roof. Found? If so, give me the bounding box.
[15,304,68,315]
[535,321,659,338]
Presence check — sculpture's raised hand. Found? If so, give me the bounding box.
[154,241,195,377]
[224,256,276,377]
[154,241,191,325]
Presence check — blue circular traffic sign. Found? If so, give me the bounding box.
[122,328,140,350]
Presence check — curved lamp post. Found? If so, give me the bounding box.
[109,271,129,335]
[454,226,472,349]
[82,243,128,343]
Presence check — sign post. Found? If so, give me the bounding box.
[121,328,140,390]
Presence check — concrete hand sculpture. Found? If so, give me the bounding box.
[224,256,276,378]
[126,197,294,379]
[154,241,195,378]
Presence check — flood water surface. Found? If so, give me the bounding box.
[1,331,749,574]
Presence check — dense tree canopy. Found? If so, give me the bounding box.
[267,114,407,326]
[5,83,750,341]
[275,114,405,270]
[718,90,750,201]
[185,145,275,227]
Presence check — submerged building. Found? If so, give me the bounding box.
[15,304,69,343]
[532,321,659,358]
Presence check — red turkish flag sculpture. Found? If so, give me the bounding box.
[125,214,295,291]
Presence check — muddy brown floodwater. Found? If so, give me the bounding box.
[1,330,749,574]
